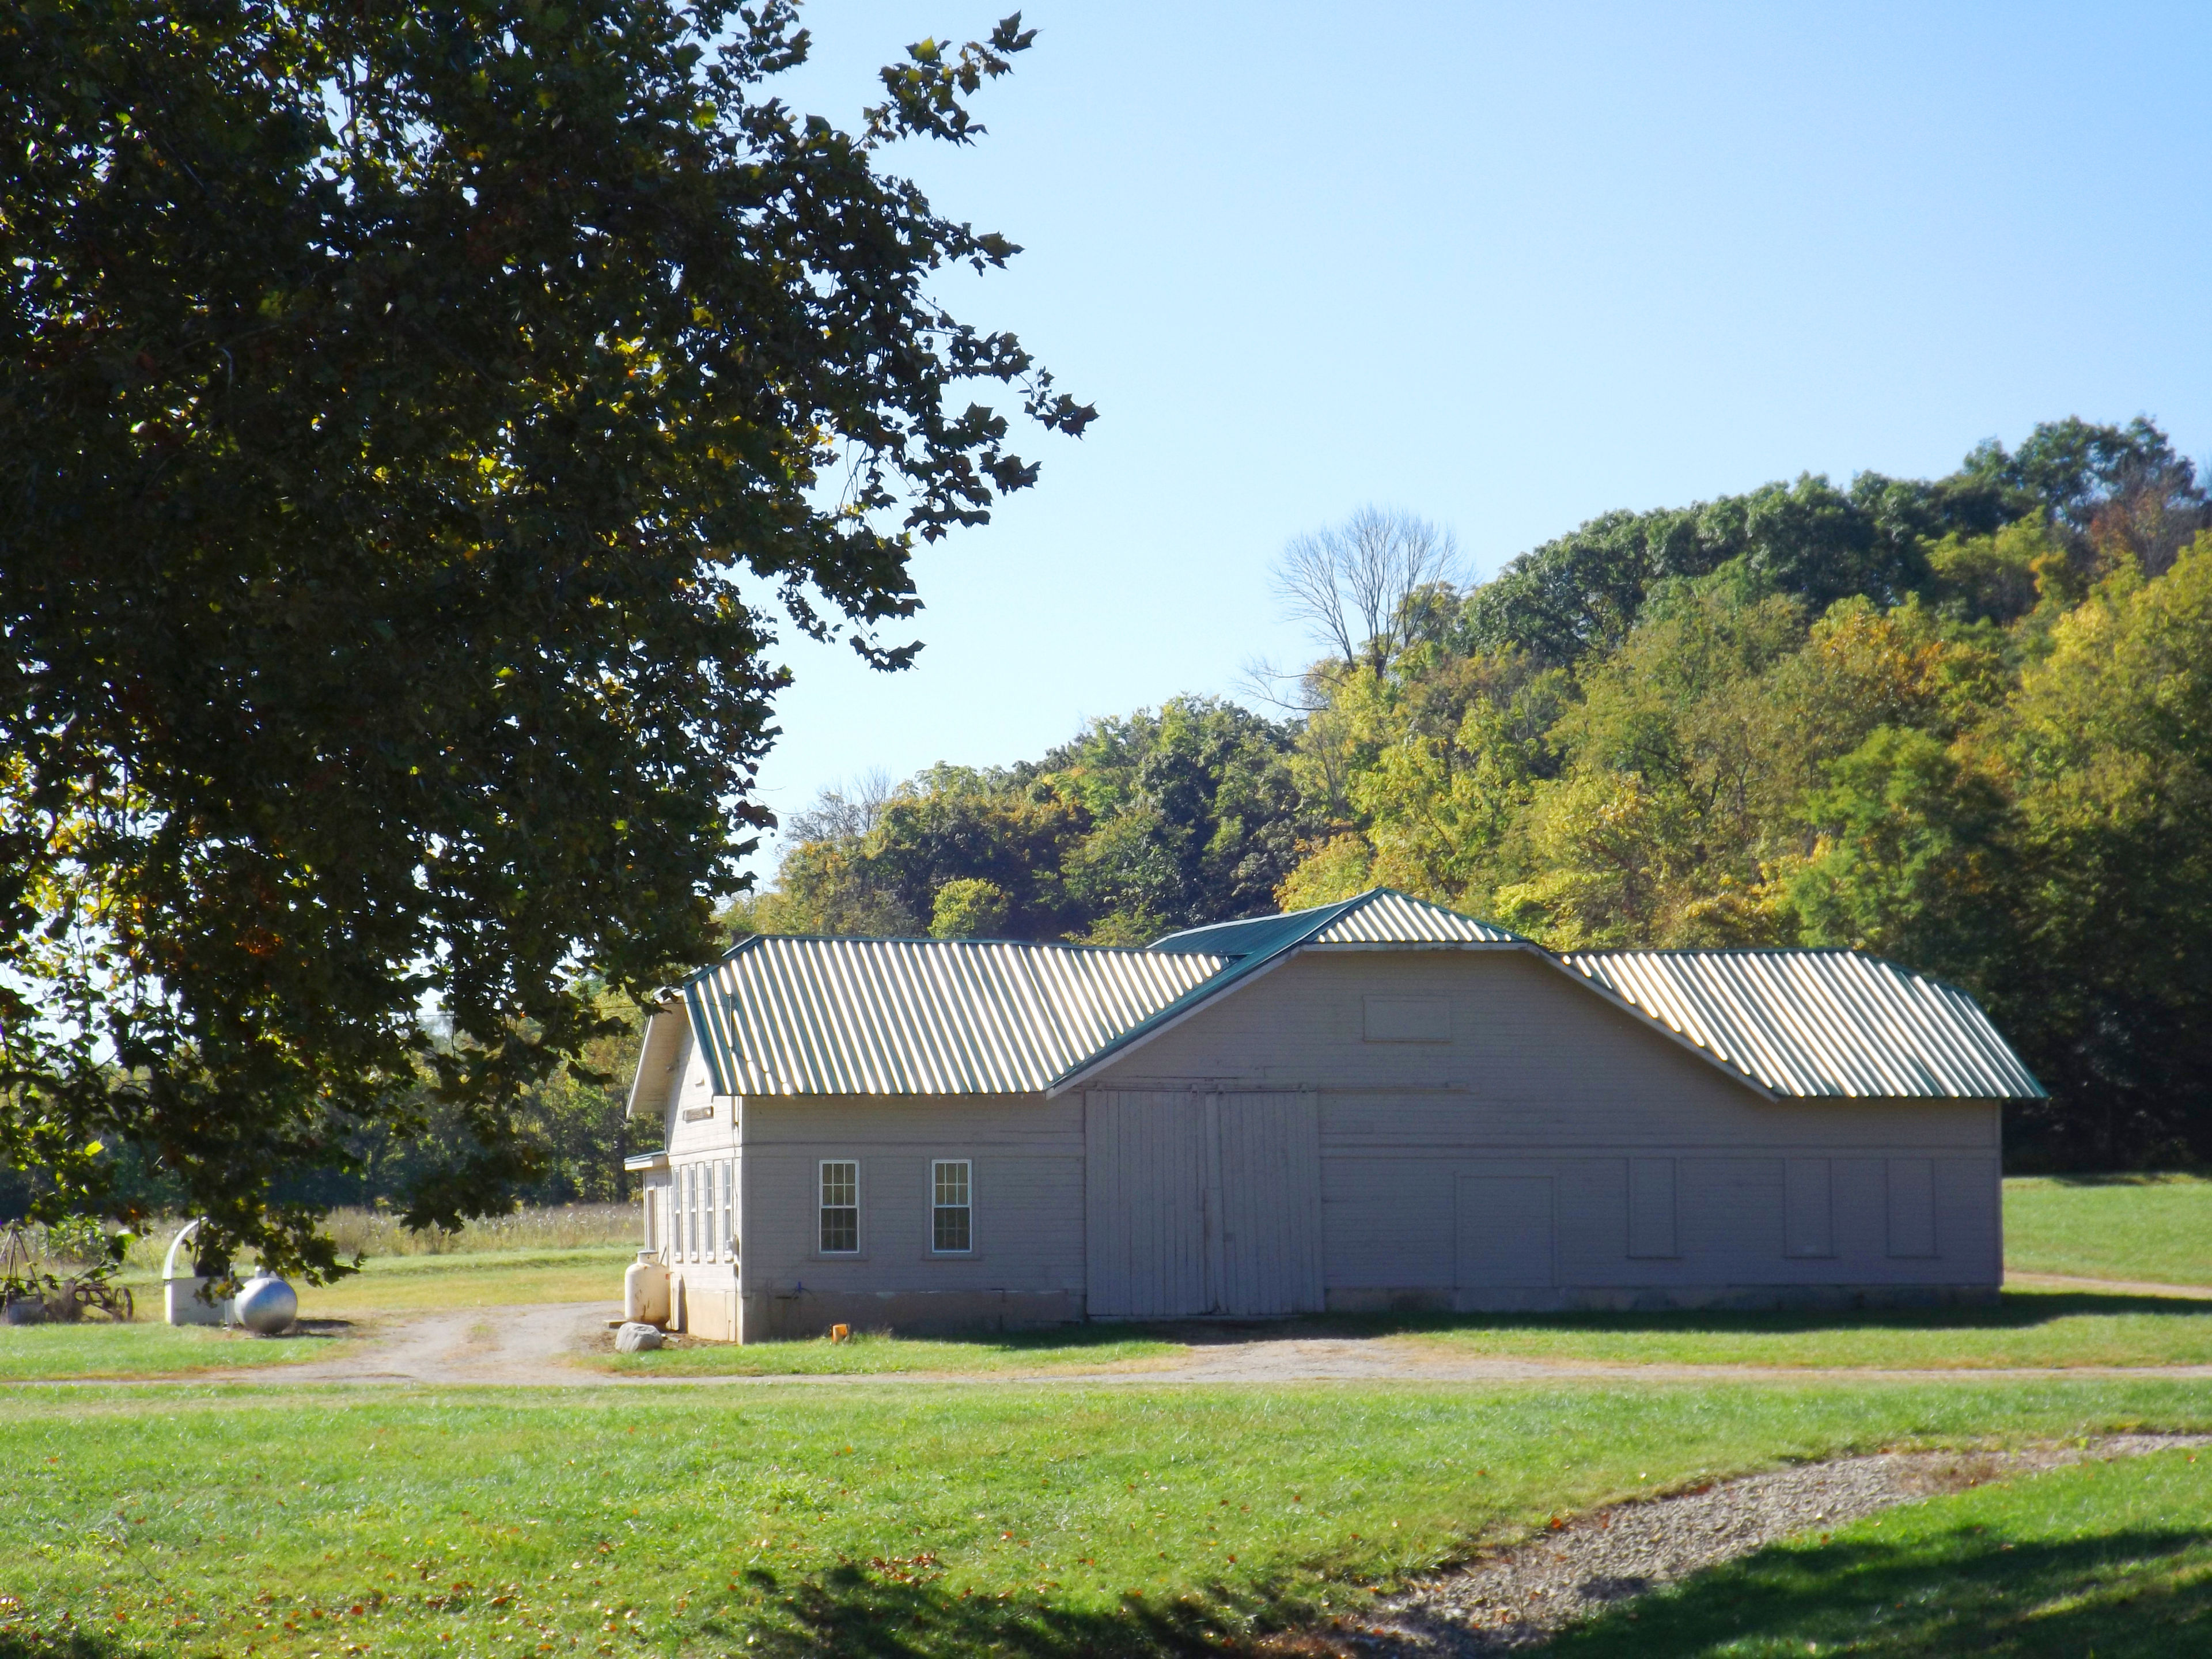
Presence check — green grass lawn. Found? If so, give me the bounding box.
[1387,1285,2212,1369]
[1554,1441,2212,1657]
[0,1321,335,1382]
[289,1245,633,1316]
[0,1249,631,1384]
[587,1322,1187,1376]
[0,1378,2205,1658]
[109,1245,632,1321]
[2005,1173,2212,1285]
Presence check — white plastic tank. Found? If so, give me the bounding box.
[161,1219,234,1327]
[623,1251,669,1325]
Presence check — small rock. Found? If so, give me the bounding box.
[615,1322,663,1353]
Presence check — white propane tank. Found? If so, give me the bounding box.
[624,1251,669,1325]
[161,1218,234,1327]
[234,1271,298,1335]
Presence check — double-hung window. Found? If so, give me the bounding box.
[819,1161,859,1253]
[931,1160,972,1253]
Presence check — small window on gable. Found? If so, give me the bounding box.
[819,1160,859,1254]
[1363,994,1452,1043]
[932,1160,972,1253]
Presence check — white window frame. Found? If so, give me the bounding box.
[818,1160,860,1255]
[684,1164,697,1260]
[931,1159,973,1255]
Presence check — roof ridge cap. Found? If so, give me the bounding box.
[722,930,1214,955]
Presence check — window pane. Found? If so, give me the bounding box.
[820,1161,858,1253]
[933,1203,971,1253]
[933,1161,969,1207]
[932,1160,971,1252]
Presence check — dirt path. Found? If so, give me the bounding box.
[194,1299,2212,1388]
[1305,1434,2211,1654]
[257,1301,617,1385]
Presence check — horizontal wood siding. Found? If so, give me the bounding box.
[1094,949,2002,1299]
[737,1094,1084,1303]
[665,1035,737,1159]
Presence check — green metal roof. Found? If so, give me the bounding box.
[652,889,2042,1102]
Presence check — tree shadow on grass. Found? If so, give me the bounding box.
[698,1561,1329,1659]
[1159,1288,2212,1347]
[1544,1525,2212,1658]
[0,1632,135,1658]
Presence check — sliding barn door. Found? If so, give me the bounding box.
[1214,1092,1324,1316]
[1084,1091,1211,1317]
[1085,1090,1323,1318]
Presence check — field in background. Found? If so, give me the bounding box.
[2,1377,2205,1658]
[2004,1173,2212,1285]
[289,1247,634,1317]
[103,1201,639,1277]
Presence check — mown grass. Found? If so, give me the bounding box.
[2005,1172,2212,1286]
[0,1378,2206,1658]
[105,1244,635,1323]
[1553,1441,2212,1657]
[287,1245,634,1317]
[1387,1286,2212,1370]
[588,1322,1187,1376]
[101,1204,641,1276]
[1,1251,630,1381]
[0,1321,332,1382]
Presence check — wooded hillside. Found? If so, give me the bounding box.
[734,418,2212,1169]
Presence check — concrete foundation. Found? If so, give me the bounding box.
[738,1287,1084,1343]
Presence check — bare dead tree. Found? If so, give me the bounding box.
[782,767,899,847]
[1271,505,1463,677]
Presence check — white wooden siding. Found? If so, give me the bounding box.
[1084,1091,1210,1317]
[1786,1158,1834,1257]
[1456,1175,1555,1291]
[1083,1090,1325,1317]
[1216,1093,1324,1315]
[738,1094,1086,1299]
[1887,1158,1938,1257]
[1094,949,2001,1304]
[1627,1158,1677,1258]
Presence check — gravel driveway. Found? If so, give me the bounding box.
[1312,1434,2210,1654]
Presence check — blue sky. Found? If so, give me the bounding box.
[739,1,2212,874]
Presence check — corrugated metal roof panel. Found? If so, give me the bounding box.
[1150,888,1522,956]
[1310,889,1524,945]
[1147,899,1361,959]
[669,894,2040,1104]
[686,936,1229,1096]
[1563,949,2046,1100]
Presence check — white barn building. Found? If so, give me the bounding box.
[623,889,2043,1343]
